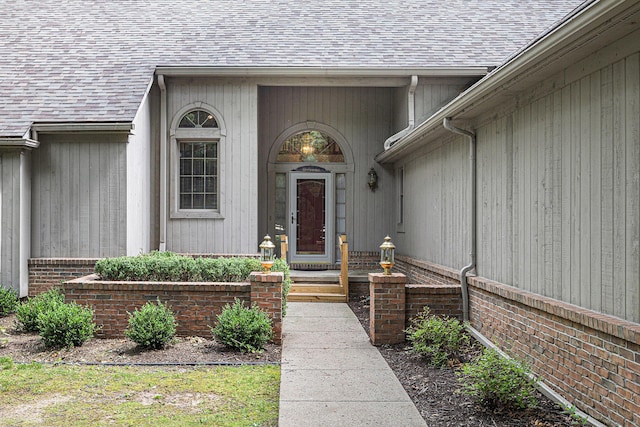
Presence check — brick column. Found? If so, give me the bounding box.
[249,272,283,345]
[369,272,406,345]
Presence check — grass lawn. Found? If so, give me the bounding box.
[0,357,279,426]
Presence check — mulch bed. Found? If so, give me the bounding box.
[348,296,576,427]
[0,313,280,365]
[3,302,579,426]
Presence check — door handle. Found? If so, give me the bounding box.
[291,213,295,224]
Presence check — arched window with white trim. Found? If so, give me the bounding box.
[170,106,225,218]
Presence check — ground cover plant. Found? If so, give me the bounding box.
[212,299,273,353]
[0,357,279,426]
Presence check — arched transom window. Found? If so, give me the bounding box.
[179,110,218,128]
[277,131,344,163]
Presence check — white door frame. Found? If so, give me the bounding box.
[289,172,334,264]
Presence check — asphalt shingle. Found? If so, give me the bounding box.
[0,0,586,137]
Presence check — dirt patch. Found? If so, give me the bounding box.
[0,313,280,365]
[3,394,73,424]
[348,296,576,427]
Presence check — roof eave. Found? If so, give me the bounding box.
[155,66,490,78]
[377,0,633,164]
[0,137,40,149]
[32,122,135,134]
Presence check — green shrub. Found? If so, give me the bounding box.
[37,302,97,348]
[0,286,19,316]
[272,258,291,316]
[125,299,177,349]
[458,347,539,409]
[96,253,262,283]
[406,307,469,367]
[16,288,65,332]
[212,299,272,353]
[144,253,197,282]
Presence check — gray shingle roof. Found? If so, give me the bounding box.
[0,0,585,137]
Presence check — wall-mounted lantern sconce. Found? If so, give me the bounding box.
[368,167,378,191]
[259,235,275,273]
[379,235,396,275]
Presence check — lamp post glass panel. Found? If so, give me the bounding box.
[380,235,395,275]
[260,235,275,272]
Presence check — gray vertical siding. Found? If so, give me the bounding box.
[0,151,21,292]
[164,79,258,254]
[393,137,471,269]
[258,86,395,251]
[31,134,127,258]
[398,50,639,323]
[414,79,468,124]
[482,52,640,323]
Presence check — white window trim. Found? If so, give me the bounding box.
[169,103,226,219]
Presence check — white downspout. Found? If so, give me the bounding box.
[384,75,418,150]
[443,117,476,323]
[158,75,167,252]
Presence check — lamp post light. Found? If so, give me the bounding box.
[259,235,276,273]
[379,235,395,275]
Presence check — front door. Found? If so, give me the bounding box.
[289,172,333,264]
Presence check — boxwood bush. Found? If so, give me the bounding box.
[211,299,272,353]
[125,299,177,349]
[38,301,97,348]
[0,286,19,316]
[16,288,65,332]
[95,252,265,282]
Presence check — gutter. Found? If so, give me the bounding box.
[384,76,418,150]
[442,118,475,323]
[158,75,167,252]
[32,122,134,134]
[155,66,488,78]
[376,0,631,165]
[0,137,40,149]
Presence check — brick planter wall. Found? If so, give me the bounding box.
[28,258,99,297]
[469,276,640,427]
[395,255,460,287]
[369,272,406,345]
[250,272,283,344]
[28,254,259,297]
[348,251,379,270]
[62,274,251,338]
[365,255,639,425]
[405,284,462,326]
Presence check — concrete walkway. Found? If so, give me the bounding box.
[279,302,427,427]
